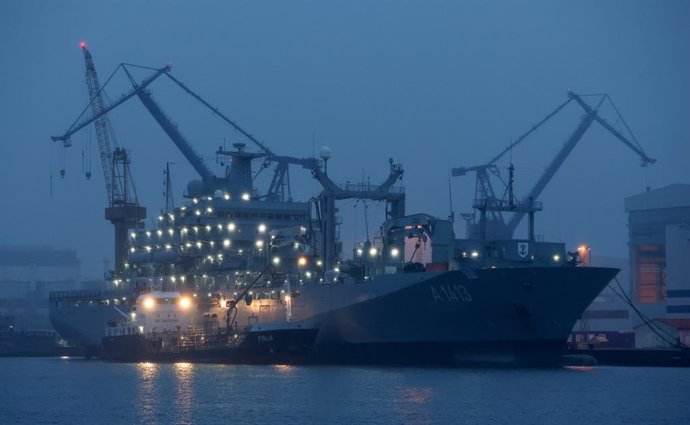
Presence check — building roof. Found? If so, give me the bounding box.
[0,246,79,267]
[624,184,690,212]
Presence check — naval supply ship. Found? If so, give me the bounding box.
[48,52,657,366]
[50,141,617,366]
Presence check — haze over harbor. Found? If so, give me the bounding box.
[1,1,689,277]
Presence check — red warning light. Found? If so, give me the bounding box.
[79,41,87,49]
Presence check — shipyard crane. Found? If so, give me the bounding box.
[55,61,319,202]
[452,91,655,240]
[52,43,146,273]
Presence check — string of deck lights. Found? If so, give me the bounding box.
[124,196,332,289]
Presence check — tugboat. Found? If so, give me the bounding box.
[101,291,318,363]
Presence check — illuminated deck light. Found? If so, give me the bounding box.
[143,298,155,310]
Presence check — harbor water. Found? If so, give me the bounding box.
[1,358,688,424]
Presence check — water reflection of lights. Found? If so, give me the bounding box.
[394,386,434,425]
[174,362,194,424]
[564,365,594,372]
[174,362,194,373]
[136,362,160,423]
[399,387,433,404]
[137,362,159,380]
[272,364,295,374]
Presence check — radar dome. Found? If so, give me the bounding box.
[319,146,332,161]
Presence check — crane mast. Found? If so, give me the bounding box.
[81,43,121,206]
[72,43,146,273]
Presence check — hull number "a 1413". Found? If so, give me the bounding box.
[430,284,472,303]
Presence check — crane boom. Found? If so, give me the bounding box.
[569,93,656,166]
[164,72,275,158]
[133,87,215,181]
[80,45,119,205]
[52,65,169,147]
[506,91,656,234]
[505,106,598,233]
[486,97,573,166]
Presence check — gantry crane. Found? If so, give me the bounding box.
[52,43,145,273]
[452,91,655,240]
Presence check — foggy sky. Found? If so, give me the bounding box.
[1,1,689,278]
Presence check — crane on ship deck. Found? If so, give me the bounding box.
[452,90,655,241]
[52,42,145,274]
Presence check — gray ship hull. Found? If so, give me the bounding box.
[308,267,618,366]
[50,266,616,366]
[49,289,131,357]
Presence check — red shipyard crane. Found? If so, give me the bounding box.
[52,42,145,274]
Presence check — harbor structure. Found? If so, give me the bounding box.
[570,255,635,348]
[625,184,690,319]
[0,245,83,330]
[634,318,690,349]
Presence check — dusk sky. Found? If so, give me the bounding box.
[1,1,689,278]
